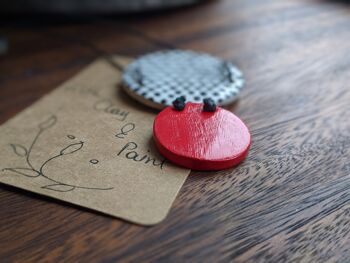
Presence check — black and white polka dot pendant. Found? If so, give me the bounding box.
[122,50,244,110]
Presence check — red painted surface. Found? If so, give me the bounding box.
[153,103,251,171]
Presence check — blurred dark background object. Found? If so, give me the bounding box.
[0,37,8,55]
[0,0,206,14]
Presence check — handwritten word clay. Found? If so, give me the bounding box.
[94,99,129,121]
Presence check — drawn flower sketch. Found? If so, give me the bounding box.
[1,115,113,192]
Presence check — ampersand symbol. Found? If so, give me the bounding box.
[115,123,135,139]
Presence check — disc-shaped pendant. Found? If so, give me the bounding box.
[123,50,244,110]
[153,103,251,170]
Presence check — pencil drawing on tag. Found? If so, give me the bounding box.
[1,115,113,192]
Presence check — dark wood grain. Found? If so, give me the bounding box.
[1,0,350,262]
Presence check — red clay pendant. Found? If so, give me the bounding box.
[153,102,251,171]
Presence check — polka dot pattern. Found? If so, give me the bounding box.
[122,50,244,109]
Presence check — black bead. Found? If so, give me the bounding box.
[178,96,186,102]
[172,97,186,111]
[203,98,217,112]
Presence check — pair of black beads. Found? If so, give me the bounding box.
[172,96,217,112]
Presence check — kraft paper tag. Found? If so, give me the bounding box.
[0,57,190,225]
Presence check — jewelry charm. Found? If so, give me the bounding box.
[153,98,251,170]
[122,50,244,110]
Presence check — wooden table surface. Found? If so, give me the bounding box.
[1,0,350,262]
